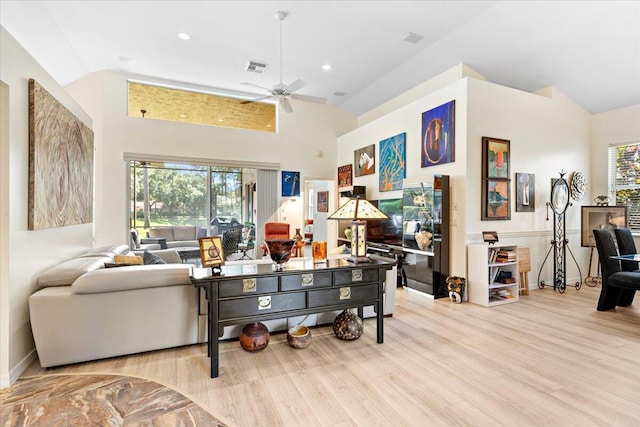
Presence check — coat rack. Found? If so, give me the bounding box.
[537,171,583,292]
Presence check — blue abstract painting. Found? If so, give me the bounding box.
[281,171,300,197]
[421,100,455,168]
[379,133,406,192]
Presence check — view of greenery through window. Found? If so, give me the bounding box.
[612,143,640,231]
[130,161,242,231]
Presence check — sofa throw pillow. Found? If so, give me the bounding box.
[113,254,143,265]
[143,251,167,265]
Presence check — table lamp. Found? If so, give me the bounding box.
[328,197,389,263]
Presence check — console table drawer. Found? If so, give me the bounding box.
[334,268,379,286]
[219,293,306,319]
[308,283,378,308]
[218,276,278,297]
[280,272,332,291]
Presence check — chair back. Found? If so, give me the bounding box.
[614,228,638,271]
[264,222,290,240]
[593,229,621,279]
[222,228,242,256]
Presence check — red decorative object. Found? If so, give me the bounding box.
[239,322,270,351]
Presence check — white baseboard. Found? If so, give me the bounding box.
[0,349,37,388]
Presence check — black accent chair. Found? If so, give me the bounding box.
[614,227,639,306]
[593,229,640,311]
[222,228,242,258]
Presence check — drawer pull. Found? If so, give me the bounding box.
[340,287,351,300]
[258,295,271,310]
[352,269,363,282]
[301,274,314,287]
[243,278,257,293]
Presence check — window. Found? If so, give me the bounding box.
[130,161,245,233]
[127,81,276,132]
[609,142,640,231]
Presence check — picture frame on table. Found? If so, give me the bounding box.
[199,236,225,268]
[580,205,627,247]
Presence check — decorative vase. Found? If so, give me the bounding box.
[332,309,363,340]
[239,322,270,351]
[446,276,466,304]
[287,325,312,349]
[293,228,303,242]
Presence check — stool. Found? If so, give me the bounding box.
[517,246,530,295]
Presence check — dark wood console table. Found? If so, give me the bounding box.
[191,258,393,378]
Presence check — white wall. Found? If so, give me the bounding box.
[466,81,592,284]
[0,27,95,386]
[65,71,357,247]
[590,104,640,198]
[337,77,468,276]
[338,67,594,289]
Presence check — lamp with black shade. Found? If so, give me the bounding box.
[328,197,389,263]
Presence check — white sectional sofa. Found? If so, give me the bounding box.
[29,245,202,368]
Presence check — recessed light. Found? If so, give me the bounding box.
[266,124,272,128]
[322,64,332,71]
[119,56,135,64]
[218,119,224,122]
[177,32,191,40]
[180,114,187,118]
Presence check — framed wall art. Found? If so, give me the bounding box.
[28,78,94,230]
[515,172,535,212]
[482,137,510,179]
[580,205,627,247]
[354,144,375,177]
[338,164,353,188]
[317,191,329,213]
[199,236,225,269]
[281,171,300,197]
[482,179,510,220]
[379,132,406,192]
[421,100,455,168]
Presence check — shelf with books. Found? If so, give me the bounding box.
[468,243,519,307]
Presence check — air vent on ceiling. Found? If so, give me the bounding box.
[246,61,267,73]
[403,32,424,44]
[333,91,346,97]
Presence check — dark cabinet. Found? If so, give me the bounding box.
[402,175,450,298]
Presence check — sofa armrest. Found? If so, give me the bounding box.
[72,264,192,294]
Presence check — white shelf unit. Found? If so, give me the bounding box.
[467,243,519,307]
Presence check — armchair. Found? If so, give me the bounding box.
[264,222,290,240]
[593,229,640,311]
[222,228,242,258]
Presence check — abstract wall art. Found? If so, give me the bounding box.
[421,100,455,167]
[28,78,94,230]
[338,164,353,188]
[379,132,406,192]
[281,171,300,197]
[354,144,375,177]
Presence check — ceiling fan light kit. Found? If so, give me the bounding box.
[241,10,327,113]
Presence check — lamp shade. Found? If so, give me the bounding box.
[328,198,389,263]
[327,198,390,221]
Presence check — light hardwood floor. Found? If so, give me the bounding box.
[22,285,640,426]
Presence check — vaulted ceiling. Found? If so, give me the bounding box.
[1,1,639,115]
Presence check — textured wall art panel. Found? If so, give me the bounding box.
[28,79,94,230]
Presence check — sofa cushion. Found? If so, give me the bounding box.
[72,264,192,294]
[173,226,197,241]
[147,227,174,241]
[114,254,143,265]
[37,256,112,288]
[142,251,167,265]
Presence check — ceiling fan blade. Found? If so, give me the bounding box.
[280,97,294,113]
[240,95,274,105]
[290,93,328,104]
[240,82,272,93]
[284,79,305,93]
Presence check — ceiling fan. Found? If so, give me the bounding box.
[241,11,327,113]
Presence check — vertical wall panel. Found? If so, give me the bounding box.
[256,169,278,247]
